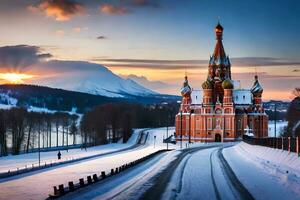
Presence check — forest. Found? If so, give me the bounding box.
[0,103,178,156]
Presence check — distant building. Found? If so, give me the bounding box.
[175,23,268,142]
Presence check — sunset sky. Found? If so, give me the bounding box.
[0,0,299,100]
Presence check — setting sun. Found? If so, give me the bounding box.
[0,73,34,84]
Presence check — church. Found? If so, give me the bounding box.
[175,23,269,142]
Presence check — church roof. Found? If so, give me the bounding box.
[208,22,231,80]
[250,75,263,94]
[181,75,192,97]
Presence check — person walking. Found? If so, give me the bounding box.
[57,151,61,160]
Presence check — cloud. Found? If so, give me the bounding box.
[28,0,85,21]
[96,36,106,40]
[0,45,52,71]
[130,0,160,8]
[92,57,300,70]
[73,27,81,33]
[99,4,129,15]
[55,29,65,36]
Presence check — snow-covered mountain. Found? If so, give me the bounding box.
[27,61,157,98]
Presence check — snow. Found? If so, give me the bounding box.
[268,120,288,137]
[0,129,141,174]
[0,128,176,200]
[65,150,179,200]
[27,61,156,98]
[162,144,237,200]
[223,142,300,200]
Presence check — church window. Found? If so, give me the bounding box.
[196,118,200,131]
[238,119,242,130]
[225,118,231,130]
[207,118,212,130]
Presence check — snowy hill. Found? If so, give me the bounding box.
[27,61,157,98]
[0,84,179,113]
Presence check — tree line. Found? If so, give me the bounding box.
[283,88,300,137]
[0,102,178,156]
[0,108,79,156]
[80,103,178,145]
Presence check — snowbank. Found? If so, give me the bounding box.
[223,142,300,199]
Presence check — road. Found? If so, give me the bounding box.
[64,143,255,200]
[0,129,167,200]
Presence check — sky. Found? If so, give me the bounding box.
[0,0,299,100]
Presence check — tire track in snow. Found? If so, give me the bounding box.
[218,147,254,200]
[210,148,222,200]
[141,145,221,200]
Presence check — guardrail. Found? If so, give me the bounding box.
[0,130,147,179]
[243,135,300,156]
[47,149,172,199]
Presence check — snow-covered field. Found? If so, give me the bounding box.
[223,142,300,199]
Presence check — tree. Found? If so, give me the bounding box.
[26,112,36,153]
[285,88,300,137]
[70,114,78,145]
[8,108,27,155]
[0,110,7,156]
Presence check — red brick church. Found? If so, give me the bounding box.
[175,23,268,142]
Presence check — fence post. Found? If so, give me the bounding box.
[68,181,74,191]
[282,137,284,150]
[288,137,291,153]
[101,171,106,179]
[53,186,58,195]
[58,184,64,195]
[87,176,92,184]
[297,136,299,156]
[79,178,84,187]
[93,174,98,182]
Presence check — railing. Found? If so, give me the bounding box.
[243,135,300,156]
[47,149,172,199]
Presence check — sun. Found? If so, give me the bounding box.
[0,73,34,84]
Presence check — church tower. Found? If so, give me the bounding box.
[180,75,192,112]
[207,22,232,103]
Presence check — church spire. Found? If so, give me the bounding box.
[213,22,226,60]
[207,22,231,81]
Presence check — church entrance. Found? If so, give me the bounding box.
[215,133,221,142]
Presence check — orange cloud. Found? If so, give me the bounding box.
[28,0,85,21]
[99,4,129,15]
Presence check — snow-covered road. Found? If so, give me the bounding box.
[0,129,143,174]
[62,142,300,200]
[1,127,300,200]
[0,128,176,200]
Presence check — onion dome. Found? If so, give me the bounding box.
[251,75,263,94]
[181,76,191,97]
[222,79,233,89]
[215,22,223,33]
[202,79,213,89]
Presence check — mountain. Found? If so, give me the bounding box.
[27,61,157,98]
[0,84,180,113]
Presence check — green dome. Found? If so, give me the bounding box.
[202,80,213,89]
[222,79,233,89]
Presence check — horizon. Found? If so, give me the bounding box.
[0,0,299,101]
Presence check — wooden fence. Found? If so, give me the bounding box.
[243,135,300,156]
